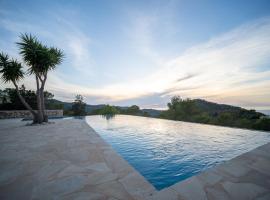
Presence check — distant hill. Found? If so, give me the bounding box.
[141,109,162,117]
[159,97,269,131]
[48,99,163,117]
[49,98,265,118]
[194,99,242,113]
[258,110,270,116]
[48,99,105,112]
[192,99,265,117]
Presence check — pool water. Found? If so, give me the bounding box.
[86,115,270,190]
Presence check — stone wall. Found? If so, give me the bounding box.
[0,110,63,119]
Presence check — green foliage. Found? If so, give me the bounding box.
[17,34,64,75]
[160,96,270,131]
[252,118,270,131]
[98,105,119,115]
[1,33,64,123]
[121,105,140,115]
[0,53,24,83]
[89,104,143,116]
[0,86,56,110]
[71,95,86,116]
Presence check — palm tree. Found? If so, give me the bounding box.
[0,53,38,122]
[17,34,64,122]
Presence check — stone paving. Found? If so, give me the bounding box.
[149,137,270,200]
[0,118,269,200]
[0,119,155,200]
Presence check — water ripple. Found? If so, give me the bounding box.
[86,115,270,190]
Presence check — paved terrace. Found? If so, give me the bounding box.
[0,119,269,200]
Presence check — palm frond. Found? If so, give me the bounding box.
[17,33,64,75]
[17,33,46,74]
[0,58,24,83]
[0,52,10,69]
[47,47,64,70]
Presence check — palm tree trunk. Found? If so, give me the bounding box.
[35,75,43,123]
[40,91,47,122]
[13,82,38,123]
[40,74,48,122]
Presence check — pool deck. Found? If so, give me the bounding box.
[0,119,269,200]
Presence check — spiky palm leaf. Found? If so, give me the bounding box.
[0,58,24,83]
[47,47,64,71]
[17,33,64,75]
[0,52,10,69]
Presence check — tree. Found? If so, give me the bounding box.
[72,95,86,116]
[0,89,9,104]
[0,53,38,122]
[98,105,119,115]
[159,96,270,131]
[0,86,55,110]
[119,105,141,115]
[127,105,140,114]
[17,34,64,122]
[0,34,64,124]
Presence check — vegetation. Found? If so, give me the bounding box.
[2,80,268,131]
[71,95,86,116]
[0,34,63,123]
[90,104,150,117]
[160,96,270,131]
[98,105,119,115]
[0,86,61,110]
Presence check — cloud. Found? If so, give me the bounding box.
[1,5,270,109]
[0,11,95,78]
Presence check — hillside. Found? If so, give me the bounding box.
[159,97,269,131]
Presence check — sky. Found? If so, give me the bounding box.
[1,0,270,110]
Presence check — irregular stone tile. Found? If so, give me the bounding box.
[119,171,155,199]
[87,171,118,186]
[36,160,70,180]
[0,174,36,200]
[56,164,91,178]
[222,181,269,200]
[32,175,88,199]
[237,170,270,189]
[256,193,270,200]
[249,148,270,160]
[95,181,135,200]
[65,191,107,200]
[259,143,270,152]
[87,150,106,163]
[86,162,111,172]
[205,184,231,200]
[248,157,270,176]
[103,150,134,178]
[171,176,207,200]
[197,170,223,186]
[148,188,179,200]
[0,162,23,185]
[2,119,270,200]
[216,161,252,178]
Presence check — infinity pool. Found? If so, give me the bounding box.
[86,115,270,190]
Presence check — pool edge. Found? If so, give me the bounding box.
[85,118,270,199]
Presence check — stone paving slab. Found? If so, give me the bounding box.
[150,142,270,200]
[0,118,270,200]
[0,119,155,200]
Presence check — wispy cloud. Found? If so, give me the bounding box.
[0,11,95,77]
[1,4,270,109]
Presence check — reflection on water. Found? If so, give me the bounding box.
[86,115,270,190]
[101,114,116,120]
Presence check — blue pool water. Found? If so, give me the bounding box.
[86,115,270,190]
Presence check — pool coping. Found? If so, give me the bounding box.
[0,118,269,199]
[86,118,270,200]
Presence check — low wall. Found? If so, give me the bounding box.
[0,110,63,119]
